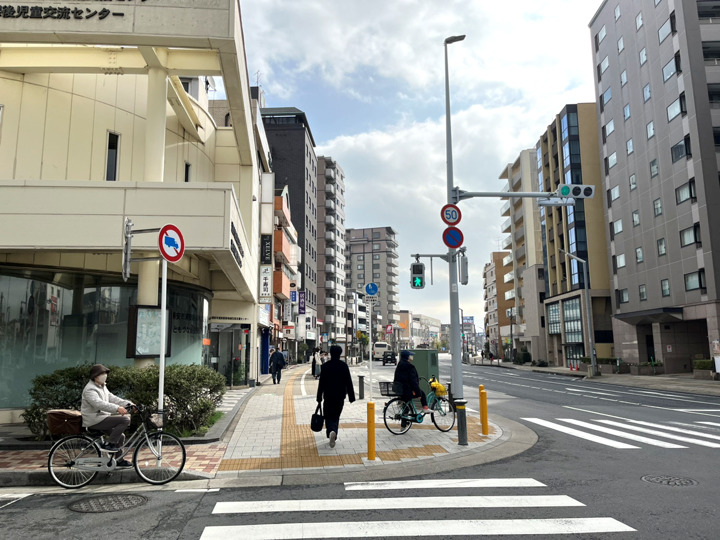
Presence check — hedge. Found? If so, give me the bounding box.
[694,359,715,371]
[22,364,226,440]
[580,357,623,365]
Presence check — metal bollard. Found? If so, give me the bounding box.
[358,375,365,400]
[367,401,376,460]
[455,399,468,446]
[480,389,489,436]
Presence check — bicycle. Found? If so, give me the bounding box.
[381,376,456,435]
[47,405,186,489]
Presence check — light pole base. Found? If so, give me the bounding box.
[454,399,468,446]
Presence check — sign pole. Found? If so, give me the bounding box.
[158,258,167,430]
[368,299,373,401]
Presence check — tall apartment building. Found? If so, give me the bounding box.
[261,107,319,348]
[317,157,348,349]
[483,252,513,357]
[346,290,367,358]
[589,0,720,371]
[499,149,547,362]
[536,104,613,366]
[346,227,400,336]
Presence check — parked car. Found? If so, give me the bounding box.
[382,351,397,366]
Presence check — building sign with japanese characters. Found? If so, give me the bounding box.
[298,291,306,315]
[259,265,272,304]
[0,4,122,20]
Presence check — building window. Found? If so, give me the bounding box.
[618,37,624,53]
[663,57,677,81]
[624,104,631,120]
[636,247,644,263]
[372,244,380,250]
[630,174,637,190]
[671,138,689,162]
[224,113,230,127]
[636,12,643,30]
[598,25,607,44]
[373,273,380,279]
[676,180,696,204]
[640,48,648,66]
[621,70,628,86]
[654,198,663,216]
[627,138,634,155]
[659,18,672,44]
[547,303,561,335]
[661,279,671,297]
[357,264,364,270]
[657,237,667,256]
[615,5,621,20]
[680,223,701,247]
[616,253,626,268]
[610,185,620,201]
[105,132,120,181]
[618,288,630,304]
[608,152,617,169]
[667,94,686,121]
[372,232,381,239]
[643,84,651,101]
[600,56,610,76]
[358,255,364,260]
[562,298,583,343]
[373,254,380,260]
[605,119,615,137]
[632,210,640,226]
[647,121,655,139]
[685,270,706,291]
[601,87,612,112]
[650,159,659,178]
[639,284,647,301]
[613,219,623,234]
[373,264,380,269]
[184,162,191,183]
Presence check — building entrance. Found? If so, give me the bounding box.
[209,325,250,387]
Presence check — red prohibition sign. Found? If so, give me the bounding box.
[440,204,462,226]
[158,224,185,263]
[442,227,464,249]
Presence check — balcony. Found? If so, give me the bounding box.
[501,235,512,250]
[325,215,336,228]
[501,217,512,234]
[503,253,513,267]
[387,267,399,276]
[325,184,336,197]
[505,289,516,301]
[273,269,290,299]
[388,285,399,294]
[514,226,525,242]
[387,294,398,303]
[325,247,336,259]
[273,229,291,264]
[387,250,399,258]
[325,297,336,307]
[387,258,398,267]
[325,314,336,323]
[325,168,336,183]
[325,199,336,212]
[325,263,336,274]
[515,244,526,262]
[501,200,511,217]
[504,271,515,284]
[325,231,336,243]
[386,236,398,247]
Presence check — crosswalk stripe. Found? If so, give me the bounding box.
[199,518,635,538]
[523,418,639,449]
[626,419,720,441]
[556,419,687,448]
[213,495,584,514]
[697,421,720,427]
[597,420,720,448]
[344,478,546,490]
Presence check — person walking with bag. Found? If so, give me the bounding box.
[269,347,287,384]
[316,345,355,448]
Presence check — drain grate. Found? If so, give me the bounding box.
[641,475,698,487]
[69,494,148,513]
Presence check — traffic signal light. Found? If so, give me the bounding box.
[556,184,596,199]
[410,262,425,289]
[459,255,469,285]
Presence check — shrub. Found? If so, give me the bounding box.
[580,357,621,365]
[537,360,549,368]
[694,359,715,371]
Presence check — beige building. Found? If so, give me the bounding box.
[0,1,270,419]
[483,252,512,357]
[499,149,547,362]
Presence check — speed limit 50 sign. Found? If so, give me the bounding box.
[441,204,462,226]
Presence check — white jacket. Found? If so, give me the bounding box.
[81,380,130,427]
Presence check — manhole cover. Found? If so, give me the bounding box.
[68,494,148,513]
[641,475,698,487]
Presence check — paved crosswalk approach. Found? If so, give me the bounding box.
[523,412,720,450]
[198,477,635,538]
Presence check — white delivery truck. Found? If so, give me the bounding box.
[373,341,389,360]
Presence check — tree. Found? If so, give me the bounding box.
[358,334,369,360]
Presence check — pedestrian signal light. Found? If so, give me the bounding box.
[410,262,425,289]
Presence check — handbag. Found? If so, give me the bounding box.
[310,403,324,432]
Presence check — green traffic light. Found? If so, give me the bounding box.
[560,185,571,197]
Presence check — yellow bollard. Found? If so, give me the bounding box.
[480,389,489,436]
[367,401,376,461]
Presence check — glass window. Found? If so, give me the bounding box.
[680,224,701,247]
[636,12,643,30]
[643,84,651,101]
[658,237,667,255]
[357,255,364,260]
[636,247,644,262]
[372,232,381,238]
[633,210,640,226]
[106,132,119,181]
[684,270,706,291]
[357,273,364,279]
[619,288,630,303]
[611,185,620,200]
[601,56,609,74]
[627,138,634,155]
[654,198,663,216]
[647,121,655,139]
[357,264,364,270]
[599,25,607,43]
[617,253,626,268]
[373,254,380,260]
[671,140,687,162]
[676,180,695,204]
[640,48,647,65]
[663,58,677,81]
[614,219,623,234]
[618,37,624,53]
[373,273,380,279]
[650,159,659,177]
[659,18,672,44]
[630,174,637,190]
[372,243,380,250]
[606,119,615,136]
[608,152,617,169]
[562,298,583,343]
[615,5,621,20]
[661,279,671,297]
[667,95,685,121]
[639,285,647,300]
[624,104,631,120]
[601,87,612,111]
[547,303,561,335]
[621,70,628,86]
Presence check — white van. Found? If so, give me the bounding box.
[373,341,389,360]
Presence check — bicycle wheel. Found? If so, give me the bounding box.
[431,397,456,432]
[133,431,186,485]
[383,398,412,435]
[48,435,100,489]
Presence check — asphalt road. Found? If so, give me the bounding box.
[2,355,719,539]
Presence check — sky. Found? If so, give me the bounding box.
[220,0,603,327]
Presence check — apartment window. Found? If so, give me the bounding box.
[372,264,380,270]
[655,0,663,5]
[657,237,667,256]
[605,119,615,137]
[650,159,659,178]
[621,70,628,86]
[601,87,612,112]
[610,185,620,201]
[357,264,364,270]
[671,138,689,162]
[372,232,381,239]
[685,270,706,291]
[661,279,671,297]
[676,180,696,204]
[562,298,583,343]
[632,210,640,226]
[680,224,701,247]
[624,104,631,120]
[659,18,672,44]
[663,57,677,81]
[654,198,663,216]
[184,162,191,183]
[627,138,634,155]
[639,284,647,301]
[373,254,380,260]
[357,255,364,260]
[608,152,617,169]
[640,48,648,66]
[357,274,364,280]
[636,12,643,30]
[636,247,644,263]
[667,94,686,121]
[615,5,621,20]
[613,219,623,234]
[618,288,630,304]
[372,244,380,250]
[630,174,637,190]
[105,132,119,181]
[617,253,626,268]
[373,273,380,279]
[647,121,655,139]
[618,37,624,53]
[599,56,610,77]
[598,25,607,44]
[643,84,651,102]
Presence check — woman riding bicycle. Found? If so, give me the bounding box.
[393,351,430,415]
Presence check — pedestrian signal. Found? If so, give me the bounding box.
[410,263,425,289]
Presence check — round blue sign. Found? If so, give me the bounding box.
[443,226,464,249]
[365,283,379,296]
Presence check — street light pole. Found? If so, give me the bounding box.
[560,249,597,376]
[444,34,467,446]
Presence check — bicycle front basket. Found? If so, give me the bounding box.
[148,413,164,429]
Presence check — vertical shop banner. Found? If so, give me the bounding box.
[283,299,293,324]
[259,265,273,304]
[298,291,306,314]
[260,235,273,265]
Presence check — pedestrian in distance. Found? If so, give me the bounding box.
[312,347,322,379]
[393,350,430,415]
[316,345,356,448]
[269,347,287,384]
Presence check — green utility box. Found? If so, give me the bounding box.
[408,349,439,395]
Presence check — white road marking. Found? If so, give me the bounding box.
[300,369,310,396]
[626,419,720,441]
[213,495,584,514]
[0,494,31,509]
[697,421,720,427]
[565,388,620,397]
[557,419,687,448]
[199,518,635,538]
[523,418,639,449]
[176,488,220,493]
[597,420,720,448]
[344,478,546,490]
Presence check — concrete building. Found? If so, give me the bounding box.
[261,107,320,348]
[0,2,266,418]
[483,252,513,357]
[411,313,442,348]
[346,227,400,337]
[589,0,720,371]
[536,103,613,367]
[499,150,548,362]
[317,157,348,351]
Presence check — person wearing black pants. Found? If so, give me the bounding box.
[316,345,355,448]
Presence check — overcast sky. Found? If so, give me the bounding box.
[227,0,603,326]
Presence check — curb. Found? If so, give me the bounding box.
[0,468,212,488]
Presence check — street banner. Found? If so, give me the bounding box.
[298,291,306,315]
[259,265,272,304]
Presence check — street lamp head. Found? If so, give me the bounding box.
[444,35,466,45]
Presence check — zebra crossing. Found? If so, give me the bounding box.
[523,412,720,450]
[198,477,635,538]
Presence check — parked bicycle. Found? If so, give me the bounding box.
[381,376,456,435]
[48,405,186,489]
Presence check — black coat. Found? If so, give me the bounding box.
[269,351,286,372]
[317,359,356,404]
[393,358,421,400]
